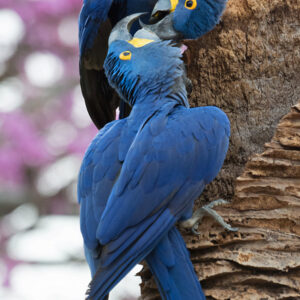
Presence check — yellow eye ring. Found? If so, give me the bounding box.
[119,51,132,60]
[185,0,197,10]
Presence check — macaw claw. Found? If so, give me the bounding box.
[180,199,239,235]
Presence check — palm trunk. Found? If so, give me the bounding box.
[140,0,300,299]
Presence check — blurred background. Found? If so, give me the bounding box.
[0,0,140,299]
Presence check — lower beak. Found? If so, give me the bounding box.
[149,10,170,24]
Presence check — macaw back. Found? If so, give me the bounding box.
[78,101,230,299]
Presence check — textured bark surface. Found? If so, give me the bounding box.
[140,0,300,299]
[186,0,300,204]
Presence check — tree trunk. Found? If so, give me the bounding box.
[140,0,300,299]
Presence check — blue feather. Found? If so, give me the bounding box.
[146,227,206,300]
[78,38,230,299]
[79,0,113,55]
[89,208,177,299]
[173,0,228,39]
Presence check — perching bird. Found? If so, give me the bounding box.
[145,0,227,40]
[79,0,157,129]
[79,0,227,129]
[78,14,233,299]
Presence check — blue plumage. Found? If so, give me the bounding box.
[146,227,206,300]
[173,0,227,39]
[79,0,157,56]
[78,32,230,299]
[79,0,227,129]
[79,0,112,56]
[148,0,227,40]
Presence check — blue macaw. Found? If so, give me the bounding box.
[79,0,227,129]
[146,0,227,40]
[78,14,232,299]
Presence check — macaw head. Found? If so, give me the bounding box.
[104,13,189,107]
[144,0,227,40]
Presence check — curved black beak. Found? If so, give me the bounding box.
[142,0,182,41]
[149,0,172,24]
[108,13,146,45]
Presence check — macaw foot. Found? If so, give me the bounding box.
[180,199,238,235]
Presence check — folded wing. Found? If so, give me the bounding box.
[87,106,230,298]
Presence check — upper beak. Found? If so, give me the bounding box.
[149,0,172,24]
[143,0,182,41]
[108,13,146,45]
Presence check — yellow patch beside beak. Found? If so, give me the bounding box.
[128,38,154,48]
[170,0,179,12]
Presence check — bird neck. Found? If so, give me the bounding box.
[129,80,189,109]
[128,95,178,122]
[131,91,188,116]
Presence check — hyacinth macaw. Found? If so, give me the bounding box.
[146,0,227,40]
[79,0,227,130]
[78,14,234,299]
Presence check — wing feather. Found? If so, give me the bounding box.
[79,0,113,56]
[78,120,123,249]
[79,106,230,298]
[98,106,230,244]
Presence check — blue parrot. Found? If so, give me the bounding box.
[79,0,227,129]
[146,0,227,40]
[78,14,233,299]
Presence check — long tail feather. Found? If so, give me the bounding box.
[146,227,206,300]
[87,209,176,300]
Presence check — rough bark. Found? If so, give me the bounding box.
[186,0,300,204]
[140,0,300,299]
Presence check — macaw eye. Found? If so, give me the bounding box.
[185,0,197,10]
[119,51,132,61]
